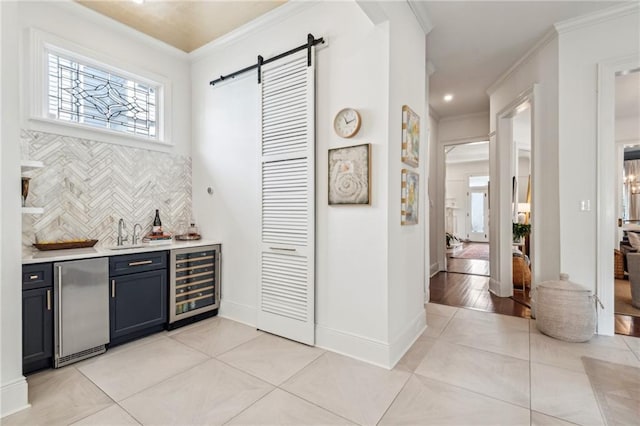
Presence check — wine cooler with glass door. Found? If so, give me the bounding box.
[169,245,221,329]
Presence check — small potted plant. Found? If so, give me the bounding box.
[512,223,531,244]
[446,232,460,249]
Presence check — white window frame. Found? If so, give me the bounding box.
[24,28,172,149]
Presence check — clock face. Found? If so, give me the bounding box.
[334,108,361,138]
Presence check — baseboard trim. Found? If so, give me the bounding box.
[389,309,426,368]
[489,278,502,295]
[315,324,391,369]
[1,377,29,418]
[218,299,257,328]
[429,262,440,277]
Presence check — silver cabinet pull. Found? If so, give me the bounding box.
[111,279,116,298]
[128,260,153,266]
[30,274,39,280]
[57,266,63,356]
[46,289,51,311]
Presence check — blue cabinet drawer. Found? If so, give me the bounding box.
[22,263,53,290]
[109,251,167,276]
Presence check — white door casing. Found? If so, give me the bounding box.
[596,54,640,336]
[258,50,315,345]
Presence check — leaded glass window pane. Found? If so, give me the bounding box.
[47,52,158,139]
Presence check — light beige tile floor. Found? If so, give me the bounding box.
[5,305,639,425]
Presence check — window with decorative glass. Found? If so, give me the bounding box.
[46,51,159,140]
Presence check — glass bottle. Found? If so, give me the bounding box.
[152,209,162,235]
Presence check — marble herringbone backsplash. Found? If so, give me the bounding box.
[21,130,192,249]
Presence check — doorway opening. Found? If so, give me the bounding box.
[614,68,640,337]
[510,102,532,308]
[444,141,490,277]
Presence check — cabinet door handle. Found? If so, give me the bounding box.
[46,289,51,311]
[57,266,63,356]
[128,260,153,266]
[111,279,116,298]
[30,274,39,280]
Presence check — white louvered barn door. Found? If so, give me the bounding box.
[259,49,315,345]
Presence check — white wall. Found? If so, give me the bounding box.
[617,114,640,143]
[439,111,489,143]
[488,34,561,286]
[382,1,427,366]
[1,1,28,417]
[192,0,427,368]
[192,1,408,367]
[557,7,640,290]
[1,1,190,416]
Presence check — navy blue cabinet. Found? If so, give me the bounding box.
[109,251,168,346]
[22,263,53,374]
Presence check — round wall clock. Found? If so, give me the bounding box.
[333,108,361,138]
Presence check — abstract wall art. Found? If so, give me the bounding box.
[328,143,371,205]
[401,105,420,167]
[401,169,419,225]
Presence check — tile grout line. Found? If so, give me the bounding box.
[436,333,531,362]
[373,371,413,426]
[212,345,324,388]
[277,387,364,426]
[220,387,279,426]
[415,323,532,412]
[411,369,532,411]
[58,365,119,425]
[581,357,613,426]
[273,351,369,425]
[114,355,213,403]
[79,336,216,407]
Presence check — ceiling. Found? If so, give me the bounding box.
[425,1,622,118]
[77,1,629,118]
[76,0,285,53]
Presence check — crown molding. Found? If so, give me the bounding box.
[54,0,189,60]
[439,110,490,123]
[356,0,388,25]
[486,28,557,96]
[555,1,640,35]
[407,0,434,35]
[429,106,441,121]
[189,0,319,62]
[426,60,436,77]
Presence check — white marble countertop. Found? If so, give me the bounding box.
[22,239,222,264]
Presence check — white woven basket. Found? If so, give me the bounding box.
[534,275,596,343]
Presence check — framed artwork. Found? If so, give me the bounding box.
[328,143,371,205]
[401,105,420,167]
[401,169,419,225]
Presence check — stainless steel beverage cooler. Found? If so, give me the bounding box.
[169,245,221,326]
[53,257,109,368]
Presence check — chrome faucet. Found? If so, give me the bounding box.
[117,218,128,246]
[132,223,142,245]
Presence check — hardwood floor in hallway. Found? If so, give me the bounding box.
[431,270,640,337]
[446,257,490,276]
[429,272,531,319]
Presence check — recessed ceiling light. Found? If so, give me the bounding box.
[132,0,145,4]
[443,94,453,102]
